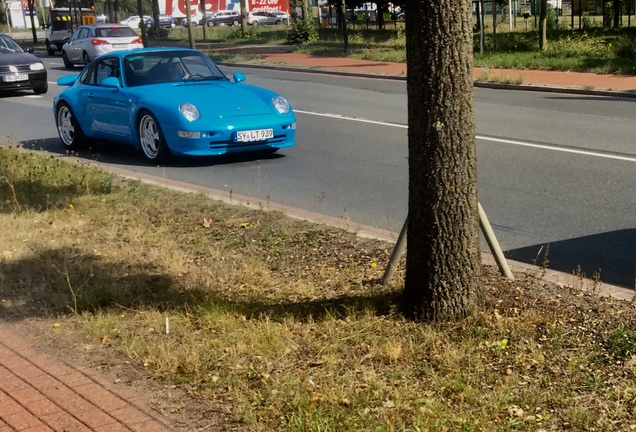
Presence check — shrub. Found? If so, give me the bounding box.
[286,19,319,45]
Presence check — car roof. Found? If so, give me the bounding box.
[102,47,202,59]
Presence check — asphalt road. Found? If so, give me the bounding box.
[3,52,636,288]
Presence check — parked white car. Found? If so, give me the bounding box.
[119,15,152,28]
[61,24,143,68]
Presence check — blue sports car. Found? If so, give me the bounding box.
[53,47,297,163]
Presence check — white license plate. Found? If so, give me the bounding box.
[3,74,28,82]
[235,128,274,143]
[113,44,127,48]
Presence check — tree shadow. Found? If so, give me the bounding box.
[505,228,636,289]
[0,247,399,323]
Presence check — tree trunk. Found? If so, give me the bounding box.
[539,0,547,50]
[400,0,482,321]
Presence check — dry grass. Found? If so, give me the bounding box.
[2,146,636,431]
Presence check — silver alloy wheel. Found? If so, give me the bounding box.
[57,105,76,147]
[139,114,161,160]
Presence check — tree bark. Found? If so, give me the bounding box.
[400,0,482,322]
[539,0,547,50]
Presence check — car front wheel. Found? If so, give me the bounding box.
[232,19,240,26]
[138,111,171,163]
[56,102,86,149]
[33,82,48,95]
[46,40,55,56]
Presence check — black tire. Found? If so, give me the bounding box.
[82,51,90,65]
[274,20,280,25]
[33,83,48,95]
[62,51,73,69]
[232,19,240,26]
[46,40,55,56]
[138,110,171,164]
[56,102,87,150]
[251,20,258,26]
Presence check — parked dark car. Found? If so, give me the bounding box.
[0,33,47,95]
[206,10,241,26]
[157,14,178,28]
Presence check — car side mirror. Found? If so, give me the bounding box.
[25,47,34,53]
[101,77,121,89]
[233,72,245,83]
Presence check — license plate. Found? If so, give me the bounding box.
[235,128,273,143]
[113,44,127,48]
[3,74,28,82]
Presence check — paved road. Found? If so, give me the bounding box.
[3,52,636,288]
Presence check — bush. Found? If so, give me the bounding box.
[286,19,319,45]
[229,25,260,40]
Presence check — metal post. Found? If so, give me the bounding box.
[381,217,407,285]
[381,202,514,285]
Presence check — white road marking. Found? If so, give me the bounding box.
[295,109,636,163]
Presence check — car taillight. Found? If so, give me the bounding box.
[91,39,109,45]
[132,38,143,44]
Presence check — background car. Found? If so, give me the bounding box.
[247,11,281,26]
[61,24,143,69]
[53,48,296,164]
[0,33,47,95]
[157,14,178,28]
[206,10,240,26]
[271,11,290,24]
[119,15,153,28]
[181,12,204,26]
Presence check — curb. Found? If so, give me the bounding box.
[218,60,636,99]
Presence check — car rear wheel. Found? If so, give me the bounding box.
[138,111,171,163]
[56,102,87,150]
[232,19,240,26]
[62,51,73,69]
[83,51,90,64]
[251,20,258,26]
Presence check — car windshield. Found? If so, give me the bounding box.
[124,51,228,86]
[0,35,24,53]
[95,26,138,37]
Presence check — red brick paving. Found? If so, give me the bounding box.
[253,51,636,92]
[0,325,173,432]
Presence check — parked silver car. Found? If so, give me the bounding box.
[61,24,143,69]
[247,11,282,25]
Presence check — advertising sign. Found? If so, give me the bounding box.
[162,0,289,17]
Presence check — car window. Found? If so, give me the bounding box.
[79,62,97,85]
[95,27,137,37]
[96,58,121,86]
[124,51,227,86]
[0,35,24,53]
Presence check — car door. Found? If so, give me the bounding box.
[84,58,133,139]
[65,27,89,63]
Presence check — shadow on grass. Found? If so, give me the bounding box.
[0,247,399,323]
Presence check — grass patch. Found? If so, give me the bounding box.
[3,146,636,431]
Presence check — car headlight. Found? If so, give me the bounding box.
[30,62,45,71]
[179,103,199,121]
[272,96,290,114]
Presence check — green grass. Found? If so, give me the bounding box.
[3,146,636,431]
[154,23,636,75]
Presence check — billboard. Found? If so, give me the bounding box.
[162,0,289,17]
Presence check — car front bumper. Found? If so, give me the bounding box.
[0,71,47,92]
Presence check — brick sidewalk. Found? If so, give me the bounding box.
[0,324,172,432]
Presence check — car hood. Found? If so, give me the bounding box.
[146,81,279,118]
[0,52,41,67]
